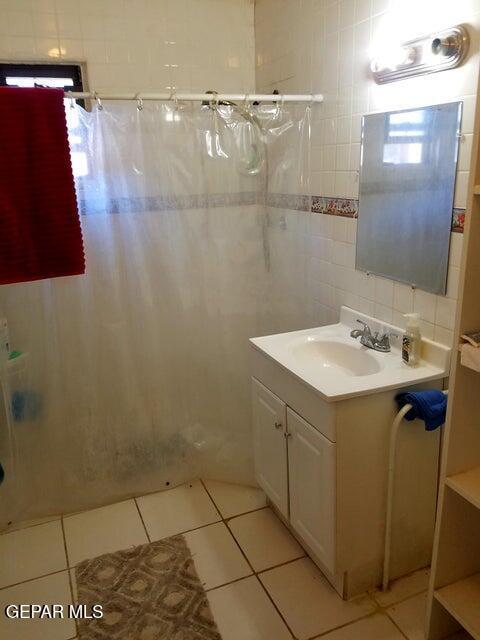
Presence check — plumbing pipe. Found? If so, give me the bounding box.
[382,390,448,592]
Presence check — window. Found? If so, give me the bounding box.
[0,63,87,178]
[0,62,83,94]
[383,110,427,165]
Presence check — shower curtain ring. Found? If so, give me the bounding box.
[69,96,75,109]
[136,94,143,111]
[209,90,219,110]
[244,93,250,111]
[171,89,179,111]
[274,94,282,118]
[94,91,103,111]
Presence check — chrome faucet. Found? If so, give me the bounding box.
[350,319,398,353]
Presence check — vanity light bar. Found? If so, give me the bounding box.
[371,25,469,84]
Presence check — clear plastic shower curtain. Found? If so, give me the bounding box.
[0,100,311,526]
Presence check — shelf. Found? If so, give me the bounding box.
[446,467,480,510]
[435,573,480,639]
[459,343,480,373]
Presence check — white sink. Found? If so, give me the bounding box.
[290,338,382,377]
[250,306,450,401]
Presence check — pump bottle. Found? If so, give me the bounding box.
[402,313,421,366]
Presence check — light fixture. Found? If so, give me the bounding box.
[371,25,469,84]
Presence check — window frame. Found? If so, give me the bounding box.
[0,62,84,106]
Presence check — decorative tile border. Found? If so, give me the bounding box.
[452,208,466,233]
[77,191,258,215]
[76,187,466,234]
[311,196,358,218]
[268,193,465,233]
[266,193,310,211]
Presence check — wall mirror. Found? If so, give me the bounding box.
[356,102,462,295]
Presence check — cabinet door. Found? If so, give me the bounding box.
[287,407,336,572]
[252,378,288,518]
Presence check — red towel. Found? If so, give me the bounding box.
[0,87,85,285]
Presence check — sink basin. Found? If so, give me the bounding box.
[291,339,382,377]
[250,306,451,401]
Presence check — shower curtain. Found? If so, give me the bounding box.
[0,99,312,526]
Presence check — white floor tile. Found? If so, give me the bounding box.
[0,572,76,640]
[371,568,430,607]
[184,522,252,590]
[387,593,428,640]
[1,514,61,535]
[316,613,405,639]
[63,499,148,567]
[228,508,303,572]
[203,479,266,518]
[207,576,292,640]
[0,520,67,588]
[136,479,220,541]
[260,557,376,640]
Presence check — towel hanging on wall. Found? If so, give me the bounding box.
[0,87,85,284]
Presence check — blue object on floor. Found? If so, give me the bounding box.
[395,390,447,431]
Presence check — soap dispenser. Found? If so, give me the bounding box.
[402,313,421,366]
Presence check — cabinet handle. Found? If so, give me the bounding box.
[284,432,292,438]
[274,421,283,429]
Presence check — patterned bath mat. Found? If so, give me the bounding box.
[75,534,222,640]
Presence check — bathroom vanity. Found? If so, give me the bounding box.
[250,307,450,598]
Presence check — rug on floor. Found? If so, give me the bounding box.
[75,534,222,640]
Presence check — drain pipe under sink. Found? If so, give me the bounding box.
[382,390,448,592]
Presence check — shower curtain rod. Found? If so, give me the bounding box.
[64,91,324,103]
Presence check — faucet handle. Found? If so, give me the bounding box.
[356,319,371,334]
[377,330,399,347]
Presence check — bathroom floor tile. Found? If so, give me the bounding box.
[371,567,430,607]
[0,572,76,640]
[228,508,304,572]
[0,520,67,588]
[315,613,405,639]
[63,499,148,566]
[1,514,61,535]
[386,593,427,640]
[136,479,220,541]
[184,522,252,590]
[260,557,376,639]
[207,576,292,640]
[202,479,266,518]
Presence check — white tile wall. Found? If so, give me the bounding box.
[0,0,255,93]
[256,0,480,346]
[306,214,463,346]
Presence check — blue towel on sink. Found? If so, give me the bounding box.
[395,390,447,431]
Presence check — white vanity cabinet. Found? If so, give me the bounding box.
[252,379,289,518]
[252,378,336,574]
[251,307,449,598]
[287,407,335,571]
[251,346,444,598]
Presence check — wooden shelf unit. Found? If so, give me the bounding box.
[435,573,480,639]
[427,87,480,639]
[445,468,480,510]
